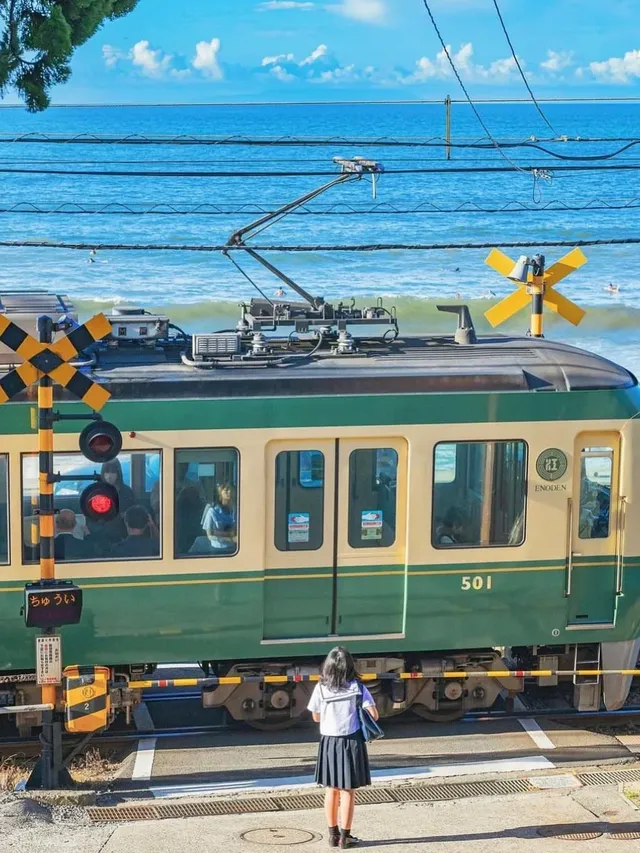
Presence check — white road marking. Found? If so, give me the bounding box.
[518,718,556,750]
[149,755,554,799]
[132,737,157,781]
[156,663,202,670]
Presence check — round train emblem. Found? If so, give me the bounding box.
[536,448,568,482]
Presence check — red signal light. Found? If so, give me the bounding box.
[80,482,119,523]
[88,493,115,516]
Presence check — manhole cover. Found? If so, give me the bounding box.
[537,827,603,841]
[241,829,317,845]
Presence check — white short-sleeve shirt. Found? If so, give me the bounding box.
[307,680,376,736]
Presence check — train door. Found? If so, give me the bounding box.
[335,438,407,636]
[567,433,621,627]
[263,438,407,640]
[264,440,336,640]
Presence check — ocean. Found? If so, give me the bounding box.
[0,101,639,373]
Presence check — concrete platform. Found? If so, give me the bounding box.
[5,784,640,852]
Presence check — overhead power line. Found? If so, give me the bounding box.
[1,238,639,252]
[2,199,640,216]
[1,97,640,109]
[1,163,639,177]
[491,0,558,135]
[420,0,528,175]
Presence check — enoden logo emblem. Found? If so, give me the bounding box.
[536,448,568,482]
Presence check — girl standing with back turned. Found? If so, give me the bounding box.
[307,646,379,848]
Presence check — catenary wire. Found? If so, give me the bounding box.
[1,238,640,251]
[420,0,528,175]
[1,199,640,215]
[491,0,558,135]
[1,164,639,177]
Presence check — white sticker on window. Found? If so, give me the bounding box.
[361,509,383,540]
[288,512,310,543]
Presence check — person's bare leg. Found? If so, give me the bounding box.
[324,787,339,828]
[339,789,356,831]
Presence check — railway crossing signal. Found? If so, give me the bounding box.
[0,311,118,789]
[484,247,587,337]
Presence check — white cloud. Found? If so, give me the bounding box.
[300,44,328,65]
[258,1,315,8]
[104,37,227,81]
[589,49,640,83]
[540,50,574,73]
[192,38,223,79]
[260,43,368,84]
[262,52,295,66]
[130,40,174,78]
[328,0,386,24]
[102,44,124,69]
[400,42,519,84]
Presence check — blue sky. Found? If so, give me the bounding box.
[5,0,640,103]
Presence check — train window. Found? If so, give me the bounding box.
[433,440,527,548]
[174,448,239,558]
[578,447,613,539]
[21,451,161,563]
[0,456,8,564]
[275,450,325,551]
[348,448,398,549]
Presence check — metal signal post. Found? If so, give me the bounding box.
[0,310,122,788]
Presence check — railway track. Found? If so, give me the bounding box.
[2,704,640,755]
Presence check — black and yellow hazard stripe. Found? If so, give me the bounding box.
[49,314,112,411]
[0,313,112,409]
[63,665,111,734]
[38,378,55,580]
[0,314,43,403]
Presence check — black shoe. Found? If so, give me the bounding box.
[338,831,359,848]
[328,826,340,848]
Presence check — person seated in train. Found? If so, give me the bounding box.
[176,481,206,554]
[110,505,160,559]
[54,509,96,561]
[591,490,610,539]
[201,482,237,551]
[436,506,466,546]
[88,458,136,546]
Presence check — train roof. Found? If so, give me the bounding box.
[15,333,631,402]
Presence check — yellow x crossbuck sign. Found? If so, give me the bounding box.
[484,247,587,328]
[0,314,112,410]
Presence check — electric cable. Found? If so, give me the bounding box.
[2,237,640,252]
[491,0,558,136]
[420,0,528,175]
[1,199,640,215]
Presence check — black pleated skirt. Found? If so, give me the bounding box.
[315,730,371,790]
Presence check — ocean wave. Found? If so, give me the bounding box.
[74,295,640,338]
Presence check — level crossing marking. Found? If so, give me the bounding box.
[132,737,157,781]
[518,718,556,750]
[148,755,555,799]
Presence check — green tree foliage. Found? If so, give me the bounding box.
[0,1,139,111]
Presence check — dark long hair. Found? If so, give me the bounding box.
[320,646,358,690]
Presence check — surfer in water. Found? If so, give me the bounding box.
[606,282,620,294]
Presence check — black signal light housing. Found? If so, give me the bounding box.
[79,420,122,464]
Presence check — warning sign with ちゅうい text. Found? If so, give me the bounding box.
[361,510,383,540]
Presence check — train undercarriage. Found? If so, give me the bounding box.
[3,640,638,735]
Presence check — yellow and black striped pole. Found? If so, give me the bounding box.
[529,254,545,338]
[36,316,57,709]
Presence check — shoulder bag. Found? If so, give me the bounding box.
[356,683,384,742]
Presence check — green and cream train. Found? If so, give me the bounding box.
[1,294,639,728]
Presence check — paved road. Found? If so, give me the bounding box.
[4,784,640,852]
